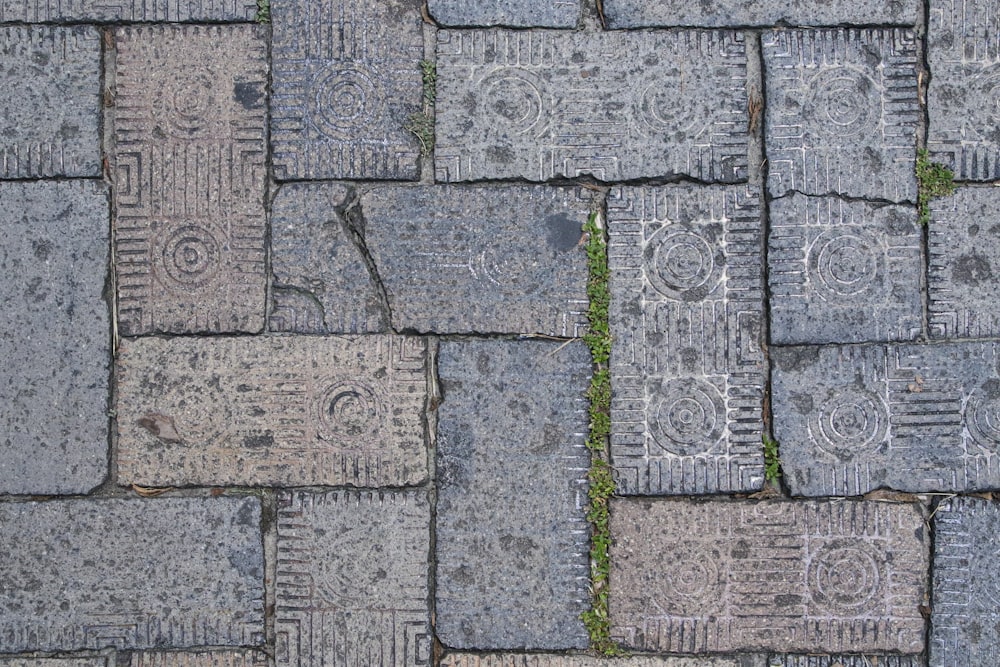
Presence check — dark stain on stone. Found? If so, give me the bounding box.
[137,412,183,443]
[243,431,274,449]
[953,252,993,286]
[234,80,263,110]
[545,213,580,253]
[790,392,814,415]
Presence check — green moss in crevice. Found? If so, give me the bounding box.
[254,0,269,23]
[763,434,781,486]
[405,60,437,156]
[917,148,956,225]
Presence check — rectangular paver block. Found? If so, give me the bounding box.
[362,185,589,336]
[276,490,431,667]
[131,653,265,667]
[270,0,423,180]
[113,25,267,335]
[116,335,427,488]
[435,30,748,183]
[608,185,766,495]
[0,181,109,495]
[768,193,922,344]
[0,26,100,178]
[0,497,264,651]
[772,657,924,667]
[0,660,108,667]
[436,340,591,649]
[764,29,918,202]
[441,655,756,667]
[610,499,928,654]
[603,0,919,27]
[0,0,256,21]
[428,0,579,27]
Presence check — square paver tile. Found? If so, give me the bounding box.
[0,0,257,21]
[771,657,924,667]
[603,0,920,28]
[428,0,579,27]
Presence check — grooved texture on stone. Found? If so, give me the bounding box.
[768,193,922,345]
[603,0,920,28]
[427,0,579,27]
[116,335,427,487]
[929,186,1000,339]
[610,499,928,654]
[0,0,256,21]
[113,25,267,335]
[435,30,748,183]
[362,185,590,336]
[131,652,267,667]
[0,660,108,667]
[441,656,751,667]
[772,657,925,667]
[269,183,388,334]
[772,342,1000,496]
[270,0,422,180]
[0,181,109,495]
[436,340,591,649]
[608,185,766,495]
[931,497,1000,667]
[276,490,432,667]
[764,28,919,202]
[0,497,264,651]
[927,0,1000,180]
[0,26,100,178]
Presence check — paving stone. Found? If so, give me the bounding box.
[768,193,922,345]
[772,341,1000,496]
[764,29,919,202]
[771,657,924,667]
[0,497,264,650]
[0,0,256,21]
[0,659,109,667]
[427,0,579,27]
[269,183,387,334]
[608,185,766,495]
[610,498,927,654]
[436,340,590,649]
[131,652,266,667]
[362,185,590,336]
[435,30,748,183]
[441,655,760,667]
[0,26,100,178]
[270,0,423,180]
[930,497,1000,666]
[603,0,920,28]
[276,489,431,667]
[0,181,109,496]
[113,25,267,335]
[116,335,427,488]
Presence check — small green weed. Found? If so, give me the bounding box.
[255,0,269,23]
[405,60,437,157]
[917,148,956,225]
[763,434,781,486]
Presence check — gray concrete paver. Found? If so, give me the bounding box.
[130,653,266,667]
[0,0,256,21]
[0,659,109,667]
[441,656,760,667]
[770,657,925,667]
[603,0,920,28]
[428,0,580,27]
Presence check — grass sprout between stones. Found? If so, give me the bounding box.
[405,60,437,156]
[763,434,781,486]
[254,0,269,23]
[917,148,956,225]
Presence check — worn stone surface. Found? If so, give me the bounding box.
[610,499,928,654]
[276,490,431,667]
[435,30,748,183]
[0,497,264,650]
[436,340,590,649]
[0,181,109,496]
[764,29,919,202]
[116,335,427,487]
[441,656,760,667]
[270,0,423,180]
[0,660,108,667]
[269,183,387,334]
[0,26,100,178]
[771,657,925,667]
[604,0,920,28]
[428,0,579,27]
[113,25,267,335]
[362,185,590,336]
[131,653,267,667]
[772,341,1000,496]
[768,193,922,345]
[0,0,256,21]
[930,497,1000,667]
[608,185,766,495]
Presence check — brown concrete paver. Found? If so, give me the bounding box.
[0,660,109,667]
[0,0,257,21]
[130,653,266,667]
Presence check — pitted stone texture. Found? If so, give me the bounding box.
[276,490,431,667]
[435,30,748,183]
[604,0,919,28]
[436,340,590,649]
[929,186,1000,338]
[768,193,921,345]
[771,657,924,667]
[0,0,256,21]
[428,0,579,27]
[0,26,100,178]
[441,656,757,667]
[0,497,264,651]
[131,653,267,667]
[608,185,765,495]
[772,342,1000,496]
[764,29,919,202]
[269,183,387,334]
[0,660,108,667]
[271,0,422,180]
[610,499,928,654]
[116,335,427,488]
[931,497,1000,666]
[113,26,266,336]
[0,181,109,495]
[363,185,590,336]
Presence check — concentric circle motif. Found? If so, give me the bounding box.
[965,387,1000,447]
[159,223,221,289]
[645,226,724,302]
[808,541,883,614]
[651,379,726,456]
[310,64,385,140]
[155,71,216,138]
[808,228,881,299]
[805,66,880,137]
[314,530,392,607]
[656,543,725,615]
[477,248,542,295]
[316,381,381,440]
[971,66,1000,130]
[477,68,544,135]
[809,389,888,460]
[637,80,709,136]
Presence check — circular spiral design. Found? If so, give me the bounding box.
[638,81,708,136]
[810,389,888,460]
[965,387,1000,447]
[316,381,381,440]
[972,66,1000,128]
[655,543,725,615]
[805,67,880,137]
[310,65,385,139]
[160,224,221,288]
[651,379,725,456]
[808,542,883,614]
[809,228,881,298]
[646,226,724,301]
[478,69,543,135]
[155,72,215,138]
[477,248,542,295]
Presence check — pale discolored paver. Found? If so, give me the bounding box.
[0,659,109,667]
[768,193,922,345]
[603,0,920,28]
[270,0,423,180]
[113,25,267,335]
[435,30,748,183]
[608,185,766,495]
[771,657,924,667]
[0,0,256,21]
[436,340,591,649]
[0,497,264,650]
[116,335,427,487]
[269,182,388,334]
[441,655,760,667]
[610,499,928,654]
[427,0,580,27]
[0,26,100,178]
[0,181,109,495]
[275,490,432,667]
[363,185,590,336]
[764,29,919,202]
[131,653,266,667]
